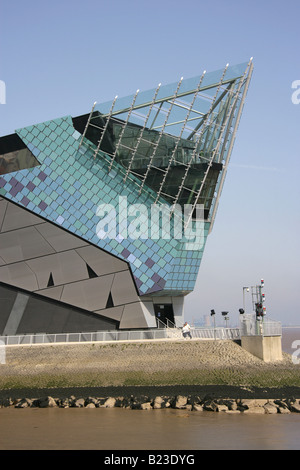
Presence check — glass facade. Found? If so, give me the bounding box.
[0,133,40,176]
[77,116,222,215]
[0,60,253,332]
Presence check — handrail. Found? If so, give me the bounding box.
[0,326,241,346]
[239,314,282,337]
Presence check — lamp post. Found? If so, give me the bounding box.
[243,287,250,312]
[222,311,229,328]
[239,307,245,335]
[210,309,216,339]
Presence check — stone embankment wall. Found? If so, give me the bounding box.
[0,339,299,390]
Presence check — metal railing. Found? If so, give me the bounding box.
[0,315,281,347]
[0,329,168,346]
[239,314,282,337]
[191,327,241,340]
[0,326,241,346]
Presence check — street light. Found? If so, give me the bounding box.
[210,309,216,339]
[222,311,229,328]
[243,287,250,312]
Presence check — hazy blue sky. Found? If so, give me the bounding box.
[1,0,299,325]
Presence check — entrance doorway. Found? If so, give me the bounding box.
[154,304,175,326]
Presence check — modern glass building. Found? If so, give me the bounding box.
[0,60,253,335]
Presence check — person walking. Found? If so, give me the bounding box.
[182,322,192,339]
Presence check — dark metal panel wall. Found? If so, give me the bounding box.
[0,282,118,334]
[0,198,151,333]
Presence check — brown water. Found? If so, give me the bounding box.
[0,407,300,450]
[0,328,299,451]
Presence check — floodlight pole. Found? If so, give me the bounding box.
[210,309,216,339]
[243,286,250,312]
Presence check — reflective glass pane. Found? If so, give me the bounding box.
[0,148,39,175]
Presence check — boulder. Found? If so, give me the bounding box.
[85,396,99,407]
[128,397,142,410]
[238,398,267,411]
[153,396,165,409]
[225,399,238,411]
[58,398,70,408]
[277,406,291,414]
[192,404,203,411]
[0,397,14,407]
[85,403,96,408]
[103,397,116,408]
[114,397,124,407]
[203,400,218,412]
[264,402,278,414]
[15,398,32,408]
[217,404,229,412]
[72,397,85,408]
[238,399,256,409]
[174,395,188,409]
[274,399,288,408]
[141,402,152,410]
[38,396,57,408]
[289,402,300,413]
[255,399,268,407]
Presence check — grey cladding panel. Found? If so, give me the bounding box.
[0,262,39,291]
[0,226,55,264]
[60,275,114,311]
[0,199,8,231]
[94,305,125,322]
[35,286,64,301]
[36,223,88,252]
[76,245,128,276]
[26,250,90,289]
[111,271,139,306]
[1,202,44,232]
[119,302,148,329]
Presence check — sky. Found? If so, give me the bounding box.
[0,0,299,326]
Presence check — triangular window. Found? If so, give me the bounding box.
[106,292,114,309]
[86,263,98,279]
[47,273,54,287]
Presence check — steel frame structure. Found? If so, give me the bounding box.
[79,60,253,229]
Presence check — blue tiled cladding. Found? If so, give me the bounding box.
[0,116,209,295]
